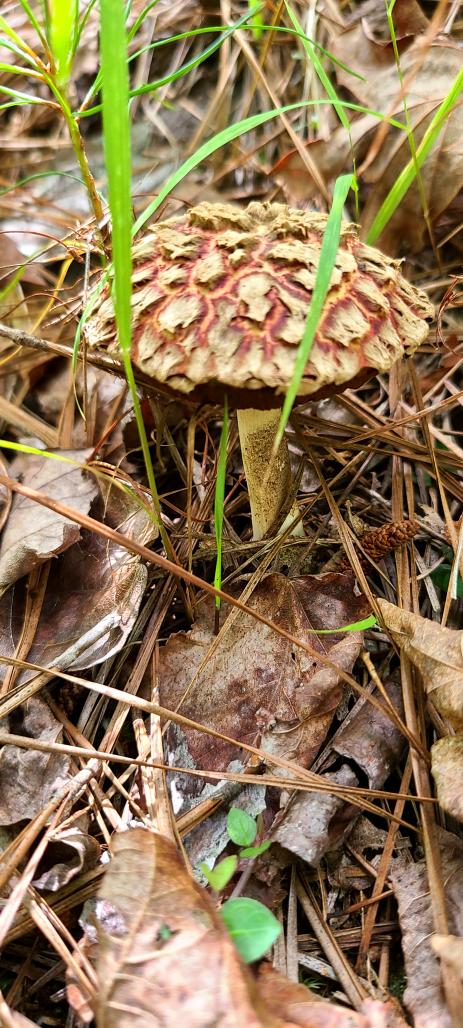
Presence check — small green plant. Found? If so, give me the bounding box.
[200,808,279,963]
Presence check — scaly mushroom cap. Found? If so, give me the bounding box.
[85,202,433,407]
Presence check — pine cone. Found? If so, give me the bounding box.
[337,519,419,573]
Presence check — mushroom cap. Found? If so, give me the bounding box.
[85,201,433,408]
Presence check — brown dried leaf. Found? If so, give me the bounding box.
[0,695,70,826]
[257,964,408,1027]
[159,573,367,814]
[271,764,359,866]
[0,234,47,287]
[272,682,405,865]
[391,829,463,1028]
[0,1003,40,1028]
[358,0,429,45]
[0,483,157,676]
[0,450,98,594]
[377,599,463,728]
[94,829,276,1028]
[431,734,463,821]
[333,681,405,787]
[32,818,101,892]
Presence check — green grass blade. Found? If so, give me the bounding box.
[248,0,264,41]
[0,62,42,78]
[0,441,79,463]
[366,64,463,244]
[0,83,53,105]
[285,2,350,134]
[0,16,30,49]
[16,0,49,51]
[99,0,163,535]
[80,5,261,116]
[47,0,78,86]
[213,398,229,612]
[272,173,354,455]
[127,24,364,82]
[311,614,377,634]
[129,0,166,40]
[285,1,358,214]
[133,102,404,236]
[74,0,98,53]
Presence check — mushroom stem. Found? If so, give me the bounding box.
[236,407,305,541]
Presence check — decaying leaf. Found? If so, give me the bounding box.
[0,1001,40,1028]
[93,829,274,1027]
[431,734,463,822]
[32,817,101,892]
[0,450,98,595]
[89,830,406,1028]
[391,829,463,1028]
[271,764,359,866]
[332,680,405,787]
[257,964,408,1027]
[160,572,367,803]
[0,480,157,677]
[272,681,405,865]
[0,695,70,826]
[377,598,463,728]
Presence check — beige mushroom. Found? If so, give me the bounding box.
[85,201,433,541]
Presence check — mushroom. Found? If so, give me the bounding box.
[85,202,433,540]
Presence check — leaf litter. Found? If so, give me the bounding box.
[1,0,463,1024]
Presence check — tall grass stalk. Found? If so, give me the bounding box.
[271,173,354,459]
[99,0,168,545]
[366,64,463,244]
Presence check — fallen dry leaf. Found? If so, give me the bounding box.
[271,764,359,866]
[430,734,463,821]
[88,830,404,1028]
[358,0,429,44]
[32,817,101,892]
[391,829,463,1028]
[332,680,405,787]
[272,682,405,865]
[377,598,463,728]
[160,572,368,817]
[0,695,70,826]
[0,450,98,595]
[92,829,275,1028]
[257,964,408,1027]
[0,1001,40,1028]
[0,480,157,677]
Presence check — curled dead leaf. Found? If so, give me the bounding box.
[377,598,463,728]
[257,964,408,1027]
[431,734,463,821]
[93,829,275,1027]
[0,479,157,679]
[32,818,101,892]
[159,573,367,817]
